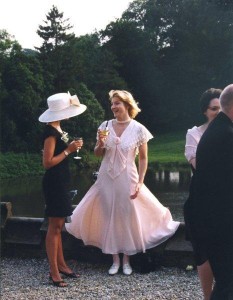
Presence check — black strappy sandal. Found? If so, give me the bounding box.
[49,273,68,287]
[59,270,79,278]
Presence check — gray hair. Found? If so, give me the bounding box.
[220,84,233,113]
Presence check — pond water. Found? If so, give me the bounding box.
[0,168,192,222]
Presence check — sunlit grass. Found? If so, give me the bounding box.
[148,131,187,164]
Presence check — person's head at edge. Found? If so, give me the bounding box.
[220,84,233,121]
[200,88,222,123]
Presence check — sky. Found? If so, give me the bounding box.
[0,0,133,49]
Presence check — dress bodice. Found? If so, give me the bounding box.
[42,125,70,179]
[99,120,153,179]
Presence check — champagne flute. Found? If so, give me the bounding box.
[73,137,83,159]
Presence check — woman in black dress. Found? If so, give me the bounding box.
[39,92,86,287]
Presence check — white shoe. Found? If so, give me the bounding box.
[108,263,120,275]
[123,263,132,275]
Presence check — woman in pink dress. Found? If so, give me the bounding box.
[66,90,179,275]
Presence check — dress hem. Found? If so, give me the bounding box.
[66,222,180,256]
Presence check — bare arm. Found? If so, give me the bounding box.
[189,158,196,169]
[43,136,81,169]
[130,142,148,199]
[138,142,148,183]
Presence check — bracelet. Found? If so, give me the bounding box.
[64,150,70,156]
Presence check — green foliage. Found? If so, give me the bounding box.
[36,5,74,51]
[0,131,187,178]
[101,19,161,128]
[0,34,45,152]
[1,2,233,155]
[102,0,233,131]
[36,5,75,92]
[0,152,44,178]
[67,34,127,118]
[60,83,105,149]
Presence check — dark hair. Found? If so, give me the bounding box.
[200,88,222,113]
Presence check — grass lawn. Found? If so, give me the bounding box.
[148,131,188,168]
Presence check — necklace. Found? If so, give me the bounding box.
[51,125,62,133]
[115,118,131,124]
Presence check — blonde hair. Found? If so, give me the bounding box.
[109,90,141,118]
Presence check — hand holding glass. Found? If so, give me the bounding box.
[99,128,109,138]
[73,137,83,159]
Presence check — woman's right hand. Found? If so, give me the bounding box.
[94,130,109,156]
[97,129,107,148]
[67,140,83,153]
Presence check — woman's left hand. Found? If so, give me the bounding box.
[130,182,143,200]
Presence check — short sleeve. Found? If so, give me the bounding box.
[136,124,153,147]
[42,125,59,143]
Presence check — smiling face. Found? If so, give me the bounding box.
[204,98,221,123]
[111,96,130,120]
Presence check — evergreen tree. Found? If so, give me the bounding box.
[36,5,75,92]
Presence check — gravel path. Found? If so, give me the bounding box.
[1,258,203,300]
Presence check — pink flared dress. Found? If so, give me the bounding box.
[66,120,180,255]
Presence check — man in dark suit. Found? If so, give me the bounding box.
[193,84,233,299]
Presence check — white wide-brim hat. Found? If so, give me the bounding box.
[39,92,87,123]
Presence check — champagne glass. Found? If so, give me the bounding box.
[73,137,83,159]
[99,128,109,137]
[99,121,109,139]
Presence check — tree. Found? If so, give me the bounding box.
[66,34,127,119]
[101,18,161,130]
[147,0,233,128]
[36,6,127,120]
[0,31,45,152]
[36,5,75,92]
[101,0,233,131]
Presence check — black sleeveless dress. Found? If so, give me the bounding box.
[42,125,72,218]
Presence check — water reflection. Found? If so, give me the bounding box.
[145,168,191,192]
[0,168,191,221]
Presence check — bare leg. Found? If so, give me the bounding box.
[197,260,214,300]
[123,254,130,265]
[112,254,120,265]
[57,234,73,273]
[46,217,67,286]
[123,254,132,275]
[108,254,120,275]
